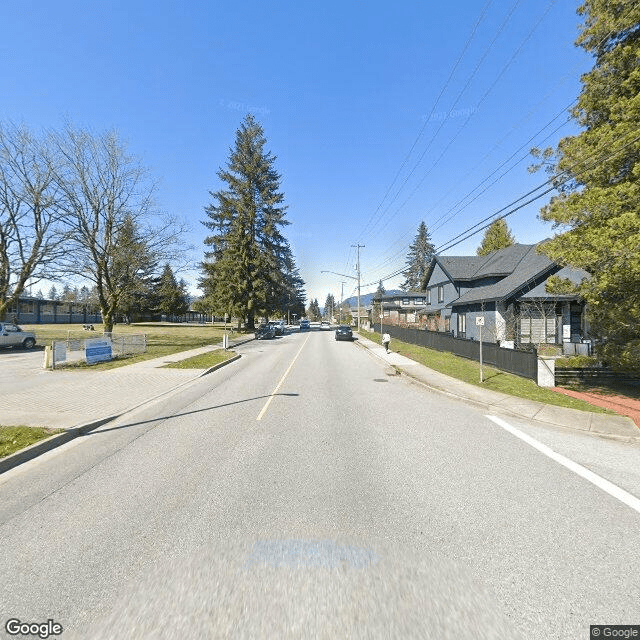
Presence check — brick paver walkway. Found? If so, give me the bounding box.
[553,387,640,430]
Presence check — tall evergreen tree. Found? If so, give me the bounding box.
[307,298,321,321]
[200,115,302,330]
[476,219,516,256]
[323,293,336,320]
[372,279,386,323]
[401,221,435,291]
[110,214,157,323]
[154,264,190,317]
[531,1,640,373]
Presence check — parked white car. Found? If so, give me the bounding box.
[0,322,37,350]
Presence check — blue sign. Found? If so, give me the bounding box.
[85,339,113,364]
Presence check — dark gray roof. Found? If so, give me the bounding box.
[439,243,590,305]
[519,265,590,299]
[436,244,535,281]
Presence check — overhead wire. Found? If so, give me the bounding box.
[361,0,524,243]
[356,0,494,242]
[361,132,640,287]
[362,2,633,285]
[368,0,556,243]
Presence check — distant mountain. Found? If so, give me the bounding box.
[341,289,403,308]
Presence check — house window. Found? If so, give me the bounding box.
[414,297,424,305]
[457,313,466,337]
[438,285,444,303]
[383,309,390,317]
[426,289,431,305]
[402,298,410,305]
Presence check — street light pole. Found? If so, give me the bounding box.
[351,244,365,331]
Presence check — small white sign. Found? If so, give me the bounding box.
[53,342,66,363]
[475,316,485,326]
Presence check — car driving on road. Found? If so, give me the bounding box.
[335,325,353,341]
[0,322,37,350]
[299,319,310,331]
[268,320,285,336]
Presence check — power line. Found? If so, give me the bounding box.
[362,132,640,287]
[357,0,493,242]
[435,132,640,253]
[368,0,556,243]
[362,0,525,242]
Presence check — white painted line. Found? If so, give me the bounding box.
[486,415,640,515]
[257,335,310,421]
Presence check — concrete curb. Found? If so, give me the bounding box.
[0,352,244,475]
[0,415,119,475]
[355,337,640,444]
[200,353,242,376]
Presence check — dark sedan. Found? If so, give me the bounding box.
[335,325,353,341]
[255,323,276,340]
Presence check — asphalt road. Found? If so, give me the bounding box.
[1,328,639,639]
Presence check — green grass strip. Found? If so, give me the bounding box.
[164,349,236,369]
[359,328,612,414]
[0,426,64,459]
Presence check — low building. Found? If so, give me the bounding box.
[6,296,103,325]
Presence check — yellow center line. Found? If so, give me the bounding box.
[256,334,311,421]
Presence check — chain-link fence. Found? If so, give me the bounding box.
[102,333,147,356]
[48,334,147,367]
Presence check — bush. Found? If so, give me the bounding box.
[555,355,600,369]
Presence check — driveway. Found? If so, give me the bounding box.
[0,349,49,395]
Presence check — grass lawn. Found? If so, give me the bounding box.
[164,349,236,369]
[21,322,248,371]
[0,426,64,459]
[358,328,613,414]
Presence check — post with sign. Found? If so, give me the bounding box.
[476,315,485,383]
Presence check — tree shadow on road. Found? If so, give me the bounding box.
[83,393,300,435]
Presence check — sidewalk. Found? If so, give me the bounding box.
[0,336,251,431]
[355,334,640,443]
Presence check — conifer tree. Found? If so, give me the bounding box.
[476,219,516,256]
[323,293,336,320]
[401,221,435,291]
[200,115,303,329]
[372,280,386,323]
[154,264,190,317]
[531,1,640,373]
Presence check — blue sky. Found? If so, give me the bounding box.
[2,1,592,306]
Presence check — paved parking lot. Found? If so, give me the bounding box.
[0,349,49,394]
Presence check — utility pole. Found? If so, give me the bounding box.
[351,244,365,331]
[340,281,345,324]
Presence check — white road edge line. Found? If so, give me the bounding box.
[256,334,311,421]
[486,415,640,515]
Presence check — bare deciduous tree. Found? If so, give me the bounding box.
[52,125,188,332]
[0,123,67,319]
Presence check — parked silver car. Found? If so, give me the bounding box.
[0,322,37,350]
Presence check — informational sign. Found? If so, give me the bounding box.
[85,338,112,364]
[563,324,571,339]
[53,342,66,364]
[476,316,485,326]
